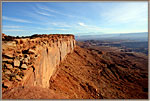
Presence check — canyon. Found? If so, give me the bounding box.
[2,34,148,99]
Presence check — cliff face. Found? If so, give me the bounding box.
[2,34,76,89]
[2,34,148,99]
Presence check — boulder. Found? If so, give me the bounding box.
[23,58,28,64]
[28,49,36,54]
[27,56,30,60]
[16,50,22,53]
[6,41,16,46]
[14,68,21,74]
[3,81,12,88]
[3,58,13,64]
[5,70,11,74]
[5,64,13,69]
[19,57,24,61]
[16,75,22,81]
[21,64,28,69]
[14,59,20,67]
[3,53,14,59]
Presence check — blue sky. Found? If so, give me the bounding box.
[2,2,148,36]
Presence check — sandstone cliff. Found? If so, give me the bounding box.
[2,34,148,99]
[2,45,148,99]
[2,34,76,89]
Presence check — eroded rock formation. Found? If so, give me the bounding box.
[2,34,76,89]
[2,34,148,99]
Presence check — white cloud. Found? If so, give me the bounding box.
[36,4,67,17]
[3,16,32,23]
[36,4,59,14]
[26,12,51,23]
[78,22,86,26]
[3,25,23,28]
[33,7,54,17]
[77,22,109,32]
[36,11,54,17]
[36,4,87,20]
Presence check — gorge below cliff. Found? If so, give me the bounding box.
[2,34,148,99]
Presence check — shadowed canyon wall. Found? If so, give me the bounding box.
[2,34,76,88]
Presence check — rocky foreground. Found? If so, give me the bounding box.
[2,34,148,99]
[2,33,75,89]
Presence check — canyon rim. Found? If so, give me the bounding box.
[2,33,148,99]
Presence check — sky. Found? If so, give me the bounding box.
[2,2,148,36]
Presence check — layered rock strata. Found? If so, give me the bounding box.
[2,34,76,89]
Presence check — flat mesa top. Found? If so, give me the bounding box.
[30,34,75,38]
[2,33,75,41]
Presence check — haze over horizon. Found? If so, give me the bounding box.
[2,2,148,36]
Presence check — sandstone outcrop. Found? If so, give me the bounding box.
[3,45,148,99]
[2,34,76,89]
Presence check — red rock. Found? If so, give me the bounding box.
[5,70,11,74]
[21,64,28,69]
[3,58,13,64]
[23,58,28,64]
[28,49,36,54]
[3,53,14,59]
[2,34,76,89]
[16,75,22,81]
[3,81,12,88]
[14,59,20,67]
[5,64,13,69]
